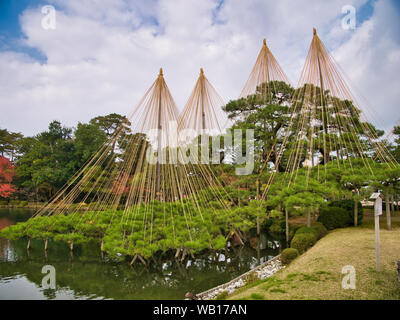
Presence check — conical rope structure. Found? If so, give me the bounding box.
[240,38,291,99]
[17,69,239,263]
[261,28,398,199]
[178,68,230,137]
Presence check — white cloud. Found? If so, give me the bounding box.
[0,0,398,136]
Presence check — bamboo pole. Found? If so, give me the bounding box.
[156,68,163,201]
[285,208,289,245]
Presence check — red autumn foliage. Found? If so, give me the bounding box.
[0,156,17,198]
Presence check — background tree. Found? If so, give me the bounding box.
[223,81,294,172]
[393,125,400,162]
[0,156,17,198]
[0,128,23,161]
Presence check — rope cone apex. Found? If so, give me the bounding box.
[159,68,163,76]
[200,68,204,76]
[313,27,317,36]
[263,38,267,46]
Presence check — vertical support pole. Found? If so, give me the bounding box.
[386,192,391,230]
[314,28,328,165]
[354,198,358,227]
[285,208,289,245]
[200,68,206,131]
[156,69,163,201]
[256,179,260,236]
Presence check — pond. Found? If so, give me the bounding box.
[0,208,284,300]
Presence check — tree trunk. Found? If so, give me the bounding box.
[100,240,104,251]
[307,208,311,228]
[390,194,395,213]
[69,241,74,251]
[27,238,31,250]
[386,192,392,230]
[256,217,260,236]
[285,208,289,245]
[44,238,48,251]
[180,249,187,263]
[175,248,180,259]
[354,200,358,227]
[130,255,138,265]
[138,255,147,266]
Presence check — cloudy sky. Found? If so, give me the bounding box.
[0,0,399,136]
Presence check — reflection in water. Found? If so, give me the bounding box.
[0,208,284,300]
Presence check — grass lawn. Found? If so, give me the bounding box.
[228,210,400,300]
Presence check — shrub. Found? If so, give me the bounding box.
[281,248,299,265]
[317,207,352,230]
[311,222,328,239]
[328,200,363,226]
[290,233,317,254]
[215,291,228,300]
[250,293,264,300]
[295,226,319,238]
[19,201,28,207]
[0,200,8,206]
[9,200,19,206]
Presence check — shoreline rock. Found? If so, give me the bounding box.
[195,254,283,300]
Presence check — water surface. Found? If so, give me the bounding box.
[0,208,283,300]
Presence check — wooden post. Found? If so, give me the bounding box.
[375,211,380,270]
[386,192,391,230]
[373,194,383,270]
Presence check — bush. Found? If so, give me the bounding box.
[250,293,264,300]
[281,248,299,265]
[0,200,8,206]
[215,291,228,300]
[311,222,328,239]
[290,233,317,254]
[295,226,319,238]
[19,201,28,207]
[9,200,19,206]
[317,207,352,230]
[328,200,363,226]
